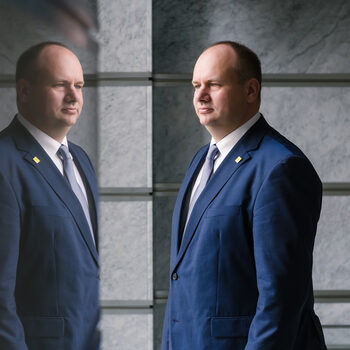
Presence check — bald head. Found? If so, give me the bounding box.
[34,44,83,85]
[208,41,262,95]
[16,43,84,142]
[192,43,261,141]
[16,41,69,84]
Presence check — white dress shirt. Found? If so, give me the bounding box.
[17,114,89,201]
[190,112,261,202]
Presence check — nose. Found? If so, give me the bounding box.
[196,86,210,102]
[64,85,79,102]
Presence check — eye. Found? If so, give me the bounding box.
[55,83,65,87]
[75,84,83,89]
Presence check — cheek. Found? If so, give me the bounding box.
[215,94,229,110]
[46,92,62,108]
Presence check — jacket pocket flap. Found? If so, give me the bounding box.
[20,316,64,338]
[211,316,253,337]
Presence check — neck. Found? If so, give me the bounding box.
[19,113,69,143]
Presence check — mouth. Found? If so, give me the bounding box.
[197,107,214,114]
[62,107,78,114]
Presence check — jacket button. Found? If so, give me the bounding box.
[171,272,178,280]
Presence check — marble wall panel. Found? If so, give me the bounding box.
[99,201,153,301]
[323,328,350,347]
[101,312,153,350]
[261,87,350,182]
[0,88,16,129]
[98,86,152,188]
[153,195,177,291]
[153,0,350,73]
[97,0,151,72]
[313,196,350,290]
[153,85,210,184]
[68,87,98,167]
[315,303,350,326]
[0,2,97,74]
[154,85,350,183]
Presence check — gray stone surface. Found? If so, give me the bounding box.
[68,87,98,168]
[154,303,166,350]
[0,88,16,129]
[99,201,153,301]
[323,328,350,347]
[261,87,350,183]
[0,2,97,74]
[101,312,153,350]
[98,86,152,187]
[315,303,350,325]
[153,0,350,73]
[313,196,350,290]
[315,304,350,346]
[153,86,210,184]
[154,85,350,183]
[153,195,176,291]
[97,0,151,72]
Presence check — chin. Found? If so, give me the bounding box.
[61,115,80,126]
[198,115,216,127]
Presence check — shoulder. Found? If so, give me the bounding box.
[257,124,315,169]
[255,125,321,194]
[248,122,321,191]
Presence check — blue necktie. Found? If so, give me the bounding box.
[184,144,220,230]
[57,144,95,245]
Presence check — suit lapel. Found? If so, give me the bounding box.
[170,146,208,268]
[69,143,100,250]
[11,118,99,266]
[172,117,269,271]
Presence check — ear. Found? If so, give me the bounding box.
[245,78,260,103]
[16,79,32,104]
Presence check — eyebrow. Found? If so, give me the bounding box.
[192,78,222,84]
[55,79,85,85]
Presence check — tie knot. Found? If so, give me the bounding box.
[57,144,71,161]
[207,144,219,161]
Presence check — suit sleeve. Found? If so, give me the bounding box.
[0,173,29,350]
[245,156,322,350]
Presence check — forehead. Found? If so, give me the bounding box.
[36,45,83,80]
[193,45,237,81]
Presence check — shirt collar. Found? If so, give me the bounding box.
[210,112,261,158]
[17,113,68,158]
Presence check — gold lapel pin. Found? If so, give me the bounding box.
[235,156,242,163]
[33,156,40,164]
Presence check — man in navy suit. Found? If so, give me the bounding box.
[161,41,327,349]
[0,42,100,350]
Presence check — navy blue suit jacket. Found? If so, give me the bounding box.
[0,117,100,350]
[162,116,327,350]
